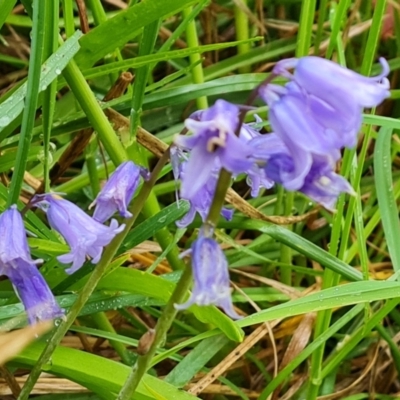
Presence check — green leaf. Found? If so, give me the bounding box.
[221,219,363,282]
[0,30,82,136]
[11,342,200,400]
[80,39,261,80]
[0,0,17,30]
[374,127,400,271]
[238,281,400,327]
[75,0,198,68]
[164,334,229,387]
[120,201,190,253]
[96,268,244,342]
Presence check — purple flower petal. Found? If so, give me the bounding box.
[293,56,390,108]
[176,100,253,200]
[176,170,234,228]
[90,161,148,223]
[0,205,35,264]
[175,234,241,319]
[0,206,63,324]
[7,259,64,324]
[33,195,124,274]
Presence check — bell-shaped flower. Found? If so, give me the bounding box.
[174,99,253,200]
[260,82,353,156]
[171,146,233,227]
[299,155,355,210]
[90,161,149,223]
[33,195,124,274]
[250,132,313,191]
[261,57,390,153]
[175,232,241,319]
[249,134,354,209]
[0,206,63,324]
[273,56,390,109]
[176,172,233,228]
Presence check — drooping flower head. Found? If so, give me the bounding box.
[32,194,124,274]
[259,57,390,154]
[0,206,63,324]
[273,56,390,109]
[90,161,149,223]
[175,230,241,319]
[249,134,354,209]
[171,147,233,228]
[174,100,253,200]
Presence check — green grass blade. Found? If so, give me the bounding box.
[6,0,47,205]
[374,127,400,271]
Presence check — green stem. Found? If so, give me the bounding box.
[7,0,46,206]
[61,58,128,166]
[115,266,192,400]
[128,19,160,146]
[307,149,353,398]
[17,145,170,400]
[61,0,75,38]
[205,169,232,228]
[42,0,59,193]
[91,312,132,365]
[314,0,328,55]
[295,0,317,57]
[85,143,101,196]
[234,0,250,74]
[182,7,208,110]
[279,192,293,285]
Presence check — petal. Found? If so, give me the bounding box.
[0,206,33,264]
[7,259,63,324]
[218,134,253,174]
[294,56,390,109]
[180,143,217,200]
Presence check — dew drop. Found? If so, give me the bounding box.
[0,116,10,127]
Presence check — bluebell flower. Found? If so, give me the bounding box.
[0,206,63,324]
[33,194,125,274]
[273,56,390,109]
[177,172,233,228]
[171,146,233,227]
[249,134,354,209]
[175,232,241,319]
[90,161,149,223]
[174,99,253,200]
[260,82,344,158]
[260,57,390,152]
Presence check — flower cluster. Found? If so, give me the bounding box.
[173,57,390,213]
[31,161,150,274]
[0,161,146,324]
[174,56,390,318]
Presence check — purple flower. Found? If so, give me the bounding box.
[176,172,233,228]
[273,56,390,109]
[249,134,354,209]
[299,155,355,210]
[0,206,63,324]
[250,131,313,191]
[90,161,149,223]
[174,100,253,200]
[260,57,390,152]
[175,232,241,319]
[171,146,233,227]
[33,195,124,274]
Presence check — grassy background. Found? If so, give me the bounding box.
[1,0,400,399]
